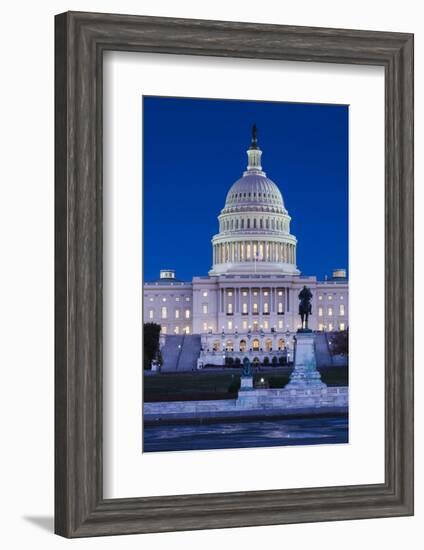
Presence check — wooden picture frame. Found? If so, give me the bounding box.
[55,11,414,537]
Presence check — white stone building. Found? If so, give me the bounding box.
[144,128,348,369]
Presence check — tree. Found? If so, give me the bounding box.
[263,356,270,366]
[329,328,349,356]
[225,356,234,367]
[278,355,285,366]
[272,356,278,366]
[234,357,241,367]
[143,323,162,370]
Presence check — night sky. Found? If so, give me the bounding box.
[143,96,348,282]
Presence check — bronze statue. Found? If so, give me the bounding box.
[298,285,312,331]
[242,357,252,377]
[250,124,258,149]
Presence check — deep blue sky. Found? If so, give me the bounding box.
[143,96,348,282]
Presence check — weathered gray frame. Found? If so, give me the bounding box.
[55,11,414,538]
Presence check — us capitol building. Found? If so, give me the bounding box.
[144,127,348,370]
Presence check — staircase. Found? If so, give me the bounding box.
[160,334,202,372]
[160,335,184,371]
[314,332,333,367]
[176,334,202,371]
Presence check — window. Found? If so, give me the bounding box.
[161,326,167,334]
[242,291,247,297]
[263,302,269,313]
[162,297,167,302]
[264,291,268,296]
[340,295,344,300]
[185,309,190,319]
[278,320,283,329]
[149,297,154,302]
[227,320,233,330]
[227,291,233,297]
[339,322,345,331]
[239,339,247,352]
[328,307,333,316]
[161,306,168,320]
[318,295,323,301]
[328,323,333,331]
[185,297,190,302]
[318,323,324,331]
[253,303,258,313]
[318,307,323,317]
[242,303,248,314]
[277,302,283,313]
[202,322,208,332]
[278,290,283,296]
[184,326,190,334]
[202,291,208,297]
[148,309,154,320]
[242,320,248,330]
[227,303,233,314]
[339,304,345,316]
[263,320,269,329]
[202,303,208,315]
[328,295,333,300]
[175,297,180,302]
[175,309,180,319]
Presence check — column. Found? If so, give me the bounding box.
[286,287,290,312]
[249,288,252,318]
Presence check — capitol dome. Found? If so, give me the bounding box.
[225,174,286,211]
[209,125,299,276]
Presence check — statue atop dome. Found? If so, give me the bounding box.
[250,124,259,150]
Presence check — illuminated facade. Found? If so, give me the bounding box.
[144,129,348,367]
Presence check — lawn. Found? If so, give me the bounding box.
[144,366,348,402]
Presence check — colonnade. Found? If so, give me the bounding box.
[213,240,296,265]
[217,286,290,315]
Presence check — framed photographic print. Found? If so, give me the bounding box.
[55,11,414,537]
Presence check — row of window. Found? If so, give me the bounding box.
[228,191,279,202]
[318,305,345,316]
[224,302,284,314]
[203,319,347,333]
[211,338,288,353]
[206,319,287,332]
[318,323,346,331]
[220,217,288,232]
[147,296,191,302]
[161,326,191,335]
[148,307,191,321]
[318,294,344,301]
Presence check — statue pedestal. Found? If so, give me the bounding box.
[239,376,253,391]
[286,332,326,389]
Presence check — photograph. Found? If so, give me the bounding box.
[142,96,349,452]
